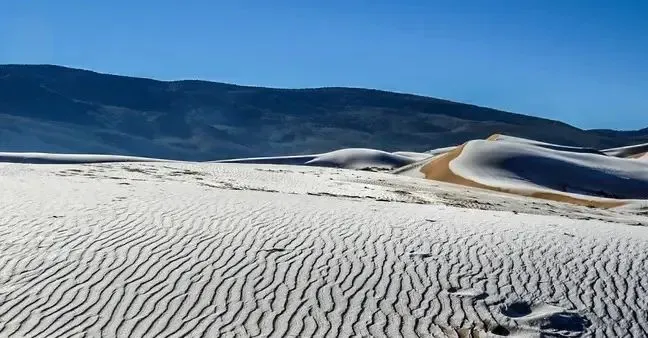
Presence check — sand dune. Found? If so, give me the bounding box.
[215,148,420,170]
[417,139,648,207]
[0,161,646,337]
[487,134,604,154]
[305,148,418,169]
[391,147,459,178]
[0,152,168,164]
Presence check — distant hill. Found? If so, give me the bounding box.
[0,64,646,160]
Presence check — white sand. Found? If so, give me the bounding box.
[0,161,647,337]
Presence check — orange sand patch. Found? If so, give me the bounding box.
[486,134,501,141]
[419,144,625,209]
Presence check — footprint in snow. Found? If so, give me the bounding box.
[489,325,511,336]
[500,301,591,337]
[261,248,287,253]
[407,252,432,258]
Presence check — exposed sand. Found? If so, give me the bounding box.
[486,133,502,141]
[420,144,627,208]
[1,161,647,337]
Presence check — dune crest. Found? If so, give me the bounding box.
[486,134,603,154]
[602,142,648,158]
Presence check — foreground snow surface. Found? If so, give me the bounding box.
[1,161,648,337]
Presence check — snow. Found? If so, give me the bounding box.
[449,139,648,201]
[390,148,455,178]
[0,152,169,164]
[488,134,603,154]
[0,160,646,337]
[602,142,648,158]
[390,158,432,178]
[212,154,319,165]
[391,151,433,161]
[426,145,457,155]
[304,148,417,169]
[215,148,419,170]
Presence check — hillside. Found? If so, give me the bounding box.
[1,64,646,160]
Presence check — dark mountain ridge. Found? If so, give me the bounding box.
[0,64,645,160]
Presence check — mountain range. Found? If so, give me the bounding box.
[1,64,646,160]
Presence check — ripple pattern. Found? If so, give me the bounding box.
[0,164,647,337]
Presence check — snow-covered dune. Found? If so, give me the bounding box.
[305,148,418,169]
[487,134,604,154]
[215,148,419,170]
[0,152,169,164]
[417,139,648,207]
[212,154,319,165]
[602,142,648,158]
[0,161,647,337]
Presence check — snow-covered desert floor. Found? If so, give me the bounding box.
[1,160,647,337]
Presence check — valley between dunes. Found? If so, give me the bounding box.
[1,158,648,337]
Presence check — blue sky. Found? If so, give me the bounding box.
[1,1,646,130]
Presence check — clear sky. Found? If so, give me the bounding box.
[1,0,647,130]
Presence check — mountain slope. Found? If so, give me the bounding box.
[1,64,646,160]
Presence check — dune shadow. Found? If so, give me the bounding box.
[503,155,648,199]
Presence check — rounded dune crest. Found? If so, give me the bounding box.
[304,148,417,169]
